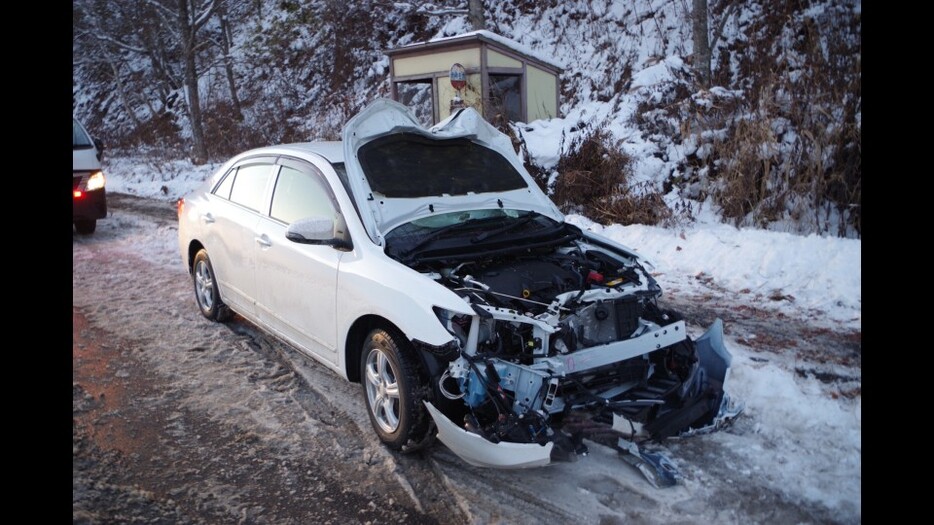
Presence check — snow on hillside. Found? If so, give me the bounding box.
[75,0,860,236]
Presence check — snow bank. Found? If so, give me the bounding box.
[568,215,861,330]
[104,155,221,201]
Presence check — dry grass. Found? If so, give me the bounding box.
[551,126,673,226]
[706,0,861,236]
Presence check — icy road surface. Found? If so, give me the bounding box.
[73,193,860,524]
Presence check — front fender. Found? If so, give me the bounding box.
[336,247,472,368]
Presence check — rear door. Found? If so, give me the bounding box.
[201,159,277,316]
[253,157,343,363]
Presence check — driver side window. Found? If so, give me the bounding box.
[270,165,336,225]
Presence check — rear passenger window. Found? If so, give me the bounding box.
[270,166,336,225]
[229,164,273,212]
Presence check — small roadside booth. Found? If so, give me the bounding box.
[385,30,563,126]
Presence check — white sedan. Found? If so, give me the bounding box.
[178,99,739,477]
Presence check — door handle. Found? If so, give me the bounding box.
[255,235,272,248]
[202,212,215,224]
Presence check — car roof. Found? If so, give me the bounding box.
[272,142,344,163]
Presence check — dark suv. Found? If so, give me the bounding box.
[73,118,107,234]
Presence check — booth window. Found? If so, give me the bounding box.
[395,80,434,127]
[488,75,522,123]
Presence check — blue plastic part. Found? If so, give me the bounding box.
[463,369,488,407]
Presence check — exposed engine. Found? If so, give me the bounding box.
[430,248,661,361]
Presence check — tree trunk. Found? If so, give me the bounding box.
[693,0,711,88]
[468,0,485,31]
[177,0,208,164]
[106,59,142,128]
[217,3,243,120]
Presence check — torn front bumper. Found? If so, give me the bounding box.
[425,319,741,472]
[679,318,745,436]
[425,401,553,468]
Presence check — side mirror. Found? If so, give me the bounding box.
[93,137,105,162]
[286,216,352,250]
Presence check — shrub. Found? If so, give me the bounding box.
[552,125,671,226]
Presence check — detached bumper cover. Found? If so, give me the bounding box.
[680,319,745,436]
[425,401,553,469]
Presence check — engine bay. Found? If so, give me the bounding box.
[427,246,663,359]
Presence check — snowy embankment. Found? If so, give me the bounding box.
[104,154,223,201]
[568,215,861,331]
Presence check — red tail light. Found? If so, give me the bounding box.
[73,190,83,198]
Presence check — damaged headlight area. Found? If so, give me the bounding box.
[398,228,743,476]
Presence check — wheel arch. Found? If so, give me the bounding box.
[344,315,401,383]
[187,240,205,274]
[344,315,447,385]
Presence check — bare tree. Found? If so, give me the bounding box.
[693,1,740,89]
[215,0,243,120]
[467,0,485,30]
[693,0,711,88]
[174,0,218,164]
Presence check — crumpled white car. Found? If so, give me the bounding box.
[178,99,740,481]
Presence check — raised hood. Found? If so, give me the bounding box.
[342,98,563,245]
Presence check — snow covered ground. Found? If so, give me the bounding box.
[78,156,861,522]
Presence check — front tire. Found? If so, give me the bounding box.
[192,249,230,321]
[74,219,96,235]
[361,328,433,451]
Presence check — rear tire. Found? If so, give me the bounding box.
[361,328,433,451]
[192,249,230,322]
[74,220,96,235]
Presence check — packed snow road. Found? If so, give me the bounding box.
[73,193,860,523]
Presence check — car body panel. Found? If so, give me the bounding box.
[199,193,265,316]
[254,214,343,361]
[426,401,553,469]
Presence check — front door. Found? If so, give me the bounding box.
[253,159,343,363]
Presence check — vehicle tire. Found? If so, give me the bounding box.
[192,249,230,322]
[74,219,96,235]
[361,328,433,452]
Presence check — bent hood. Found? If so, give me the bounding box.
[342,98,563,245]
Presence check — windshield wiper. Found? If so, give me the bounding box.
[401,217,495,258]
[470,212,539,243]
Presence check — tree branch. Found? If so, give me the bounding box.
[418,6,467,15]
[193,0,218,31]
[710,3,738,51]
[393,1,468,16]
[141,0,176,19]
[88,32,148,54]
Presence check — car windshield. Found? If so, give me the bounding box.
[357,133,528,198]
[73,119,93,149]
